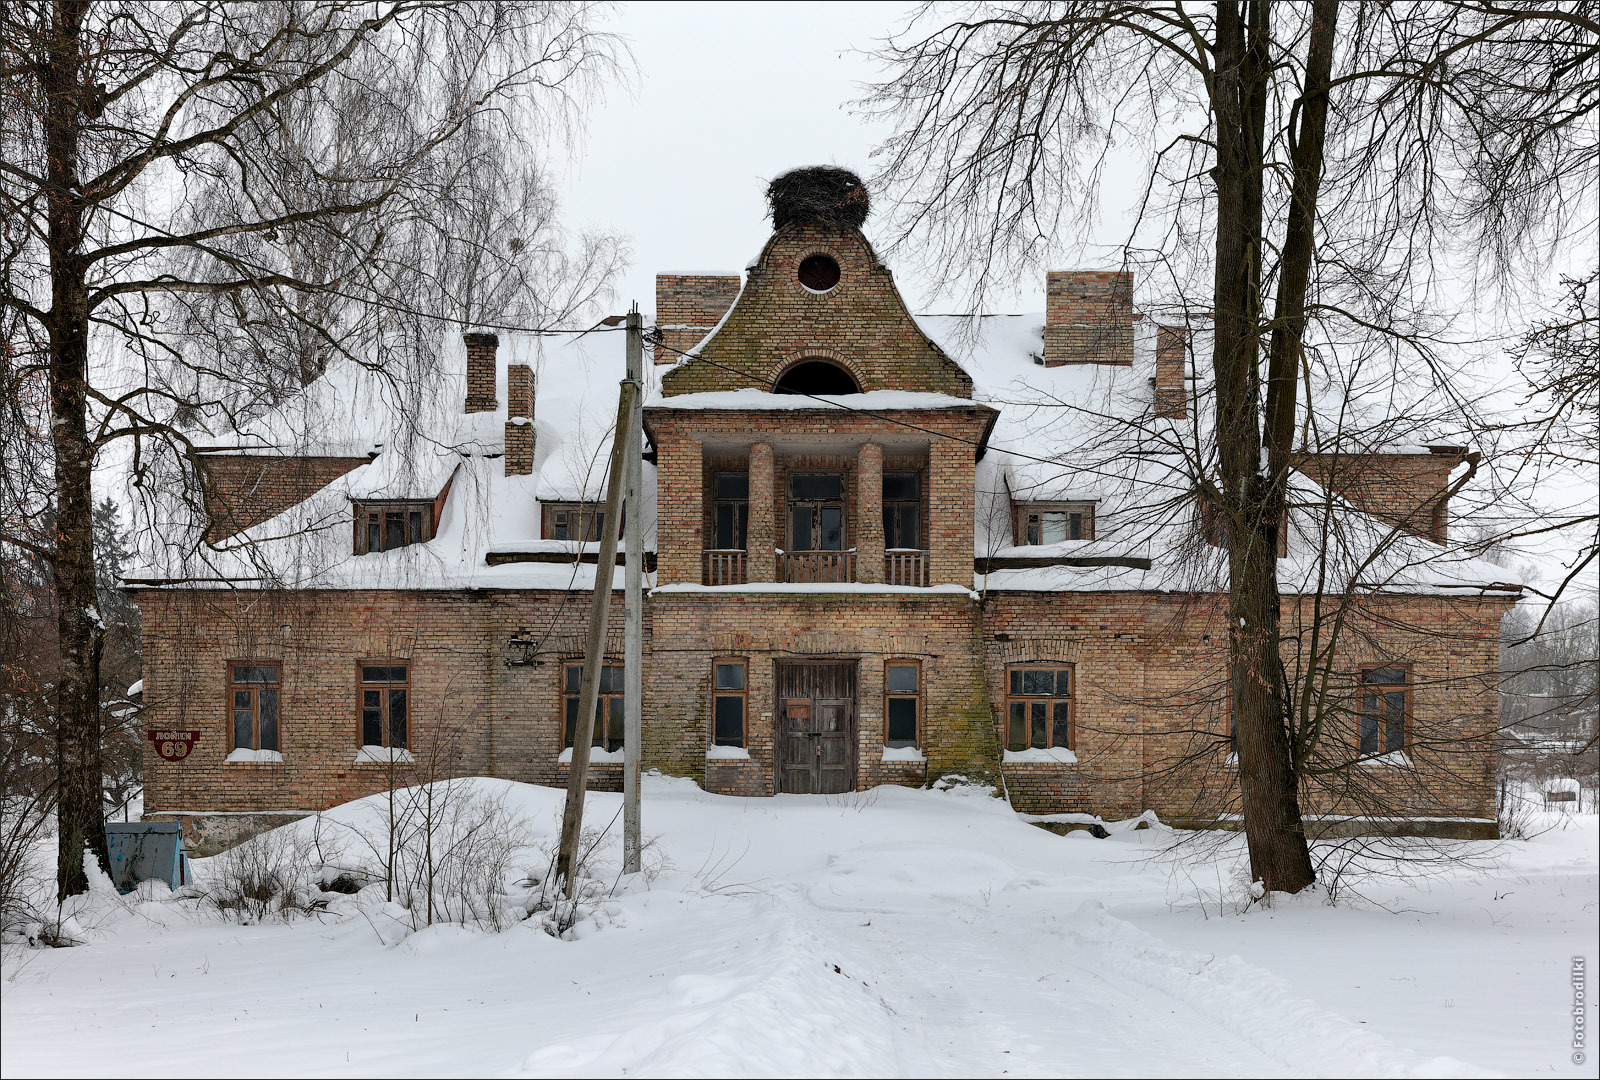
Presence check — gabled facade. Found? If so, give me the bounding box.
[128,178,1518,853]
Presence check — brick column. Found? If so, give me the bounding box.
[928,437,975,586]
[855,442,884,583]
[656,432,703,584]
[746,442,776,582]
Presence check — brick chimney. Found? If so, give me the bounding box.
[1044,271,1134,366]
[1292,445,1474,544]
[1154,325,1189,419]
[504,362,534,476]
[463,332,498,413]
[655,274,741,364]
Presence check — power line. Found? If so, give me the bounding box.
[9,168,627,337]
[646,332,1167,482]
[19,170,1169,483]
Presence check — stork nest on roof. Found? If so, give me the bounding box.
[765,166,870,231]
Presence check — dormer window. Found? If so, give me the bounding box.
[355,500,435,554]
[543,502,622,542]
[1016,502,1095,545]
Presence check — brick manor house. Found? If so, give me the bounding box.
[128,174,1519,850]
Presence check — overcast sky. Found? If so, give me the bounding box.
[557,2,1058,316]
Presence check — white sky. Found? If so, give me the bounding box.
[557,1,1054,316]
[549,3,1594,596]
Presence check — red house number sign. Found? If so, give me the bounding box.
[147,730,200,761]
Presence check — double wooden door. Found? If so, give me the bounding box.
[776,662,856,794]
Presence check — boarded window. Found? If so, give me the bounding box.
[564,662,625,752]
[1360,667,1408,756]
[712,660,747,747]
[355,501,433,554]
[360,664,408,748]
[229,664,280,752]
[885,661,920,748]
[1005,665,1072,751]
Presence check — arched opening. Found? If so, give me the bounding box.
[773,359,861,396]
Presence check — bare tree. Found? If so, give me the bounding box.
[0,0,624,896]
[865,1,1597,891]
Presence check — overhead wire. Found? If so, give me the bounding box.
[18,168,1170,484]
[7,167,627,337]
[644,332,1177,486]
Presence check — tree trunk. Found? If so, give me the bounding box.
[44,0,110,897]
[1211,0,1315,895]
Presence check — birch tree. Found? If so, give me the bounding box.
[0,0,624,896]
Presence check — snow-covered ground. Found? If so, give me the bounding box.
[3,777,1594,1078]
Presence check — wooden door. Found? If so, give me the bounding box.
[814,699,853,794]
[779,700,815,794]
[775,663,856,794]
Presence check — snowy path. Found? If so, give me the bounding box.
[3,779,1593,1078]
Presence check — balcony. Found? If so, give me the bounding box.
[778,551,857,583]
[884,549,928,587]
[700,549,931,586]
[703,549,747,585]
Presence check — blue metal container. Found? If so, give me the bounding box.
[106,821,191,893]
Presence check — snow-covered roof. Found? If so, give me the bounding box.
[126,300,1519,599]
[649,389,980,411]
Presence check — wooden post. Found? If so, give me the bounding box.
[622,308,644,874]
[554,367,636,896]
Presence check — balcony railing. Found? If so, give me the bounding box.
[703,549,747,585]
[884,549,929,587]
[778,550,856,583]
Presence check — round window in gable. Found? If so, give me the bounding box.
[798,254,841,292]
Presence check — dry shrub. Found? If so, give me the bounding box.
[204,825,320,922]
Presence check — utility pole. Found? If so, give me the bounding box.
[554,335,636,895]
[622,307,644,874]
